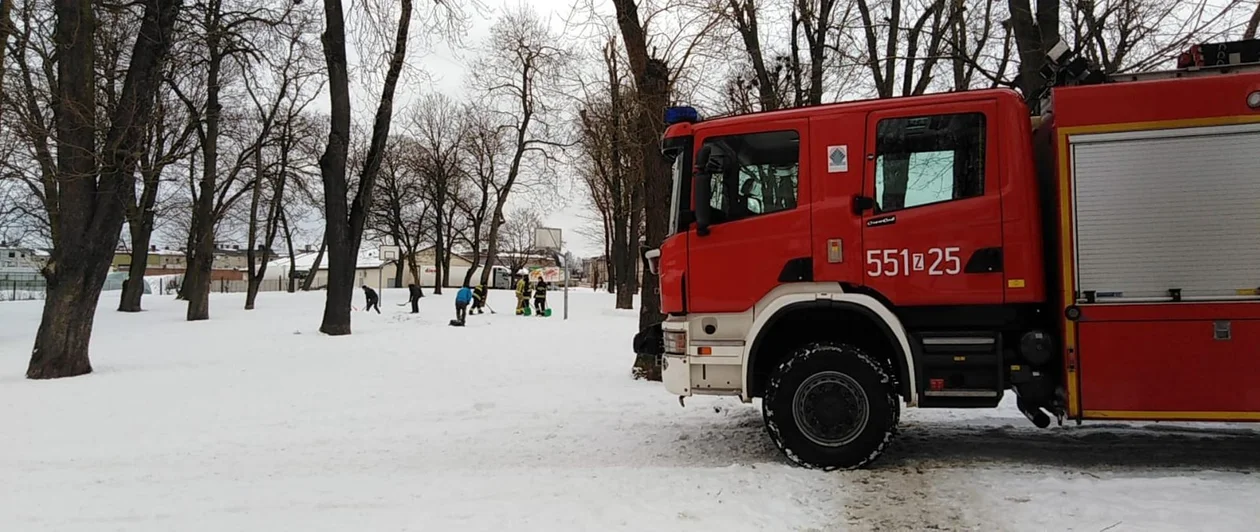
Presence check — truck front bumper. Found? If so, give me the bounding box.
[658,318,745,399]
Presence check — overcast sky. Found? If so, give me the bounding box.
[347,0,604,257]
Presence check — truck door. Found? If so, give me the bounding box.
[687,118,812,313]
[858,102,1005,307]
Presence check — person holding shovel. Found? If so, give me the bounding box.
[453,285,474,326]
[471,284,488,315]
[533,280,549,317]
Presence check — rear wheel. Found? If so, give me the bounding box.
[762,342,899,470]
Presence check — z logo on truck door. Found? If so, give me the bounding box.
[866,248,962,277]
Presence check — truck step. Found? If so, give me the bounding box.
[916,332,1005,408]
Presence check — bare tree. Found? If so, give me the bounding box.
[0,0,13,127]
[1070,0,1245,76]
[301,235,326,291]
[796,0,840,105]
[1247,2,1260,39]
[850,0,962,98]
[471,7,570,288]
[945,0,1015,91]
[610,0,674,380]
[369,135,429,291]
[317,0,466,334]
[172,1,297,320]
[9,0,183,378]
[118,81,196,312]
[1007,0,1060,100]
[455,105,505,288]
[243,9,322,310]
[498,207,543,280]
[406,94,465,294]
[577,39,639,309]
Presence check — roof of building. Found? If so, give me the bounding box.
[269,251,388,271]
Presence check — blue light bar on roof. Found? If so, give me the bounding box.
[664,106,699,125]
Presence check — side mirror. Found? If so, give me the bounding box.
[694,144,713,237]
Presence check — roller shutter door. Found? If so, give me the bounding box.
[1071,123,1260,302]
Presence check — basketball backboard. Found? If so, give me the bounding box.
[534,227,562,251]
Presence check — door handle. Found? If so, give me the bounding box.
[853,195,876,215]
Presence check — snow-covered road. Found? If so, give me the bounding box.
[2,289,1258,531]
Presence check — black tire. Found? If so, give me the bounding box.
[762,342,899,470]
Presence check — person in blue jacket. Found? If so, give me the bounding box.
[454,285,474,325]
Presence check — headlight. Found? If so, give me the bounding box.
[663,330,686,355]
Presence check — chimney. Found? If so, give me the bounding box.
[233,244,240,250]
[150,245,157,252]
[305,244,313,252]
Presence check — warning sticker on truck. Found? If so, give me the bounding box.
[827,145,848,173]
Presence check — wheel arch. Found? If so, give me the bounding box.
[745,295,918,405]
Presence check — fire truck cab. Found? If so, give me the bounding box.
[637,42,1260,469]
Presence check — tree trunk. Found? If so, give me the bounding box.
[406,252,423,295]
[119,233,153,312]
[611,201,632,309]
[318,0,412,335]
[302,237,326,291]
[433,208,445,294]
[462,223,482,287]
[29,0,181,379]
[0,0,14,128]
[1009,0,1060,102]
[627,178,642,294]
[320,242,355,335]
[480,205,506,286]
[185,236,214,321]
[29,262,104,378]
[612,0,668,380]
[462,248,480,287]
[1245,3,1260,40]
[120,162,163,311]
[393,258,404,287]
[245,141,267,309]
[602,212,615,293]
[281,208,297,293]
[244,257,267,309]
[187,41,223,321]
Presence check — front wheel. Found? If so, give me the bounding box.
[762,342,899,470]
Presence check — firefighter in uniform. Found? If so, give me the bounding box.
[515,277,530,315]
[533,280,548,316]
[471,284,487,314]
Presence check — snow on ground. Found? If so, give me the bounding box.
[1,288,1258,531]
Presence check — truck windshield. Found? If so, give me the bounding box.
[662,135,693,236]
[667,154,684,236]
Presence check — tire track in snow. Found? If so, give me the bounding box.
[838,465,990,531]
[828,417,1260,531]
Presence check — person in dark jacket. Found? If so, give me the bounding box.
[533,280,548,316]
[361,285,380,313]
[407,284,422,313]
[471,284,487,314]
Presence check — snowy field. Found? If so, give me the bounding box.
[2,288,1259,531]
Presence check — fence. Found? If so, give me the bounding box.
[1,276,307,303]
[1,279,47,301]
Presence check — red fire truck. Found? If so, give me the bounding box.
[634,40,1260,469]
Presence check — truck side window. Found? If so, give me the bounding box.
[701,130,799,224]
[874,113,985,212]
